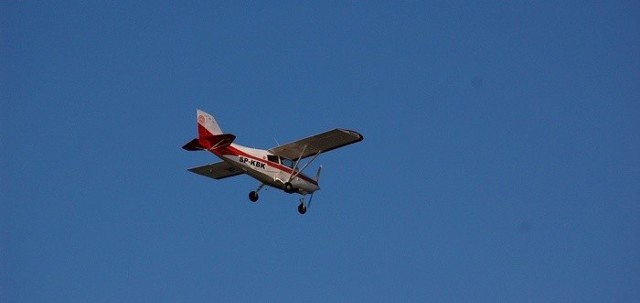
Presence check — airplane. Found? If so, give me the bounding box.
[182,109,364,214]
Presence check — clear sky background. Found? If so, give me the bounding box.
[2,1,639,302]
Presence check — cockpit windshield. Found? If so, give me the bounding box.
[267,155,294,168]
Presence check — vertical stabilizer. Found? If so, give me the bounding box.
[197,109,223,137]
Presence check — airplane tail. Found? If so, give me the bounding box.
[183,109,235,151]
[197,109,223,137]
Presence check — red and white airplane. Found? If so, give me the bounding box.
[183,109,364,214]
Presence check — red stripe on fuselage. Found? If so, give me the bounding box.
[209,145,318,186]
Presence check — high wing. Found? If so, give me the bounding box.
[187,161,244,180]
[268,128,364,160]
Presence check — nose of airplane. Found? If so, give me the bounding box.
[303,180,320,194]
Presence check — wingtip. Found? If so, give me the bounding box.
[338,128,364,141]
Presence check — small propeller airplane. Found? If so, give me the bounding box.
[183,109,364,214]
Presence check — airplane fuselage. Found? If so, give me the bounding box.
[210,143,320,195]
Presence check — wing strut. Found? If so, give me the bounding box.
[288,148,321,183]
[288,145,308,180]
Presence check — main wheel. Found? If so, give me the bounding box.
[249,191,259,202]
[284,182,294,194]
[297,203,307,214]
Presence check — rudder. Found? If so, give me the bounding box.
[197,109,223,137]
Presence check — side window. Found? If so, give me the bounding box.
[267,155,279,163]
[281,158,294,168]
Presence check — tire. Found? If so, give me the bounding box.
[297,203,307,214]
[249,191,259,202]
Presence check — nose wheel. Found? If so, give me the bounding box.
[297,202,307,214]
[297,193,313,215]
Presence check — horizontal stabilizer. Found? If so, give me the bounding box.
[182,139,203,151]
[187,161,244,180]
[182,134,236,151]
[200,133,236,149]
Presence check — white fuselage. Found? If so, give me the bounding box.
[212,143,319,195]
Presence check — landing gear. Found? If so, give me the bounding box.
[248,183,313,215]
[249,191,259,202]
[248,184,265,203]
[297,202,307,215]
[297,195,312,215]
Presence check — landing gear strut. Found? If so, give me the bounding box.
[297,194,313,215]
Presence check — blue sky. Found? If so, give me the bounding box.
[2,1,639,302]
